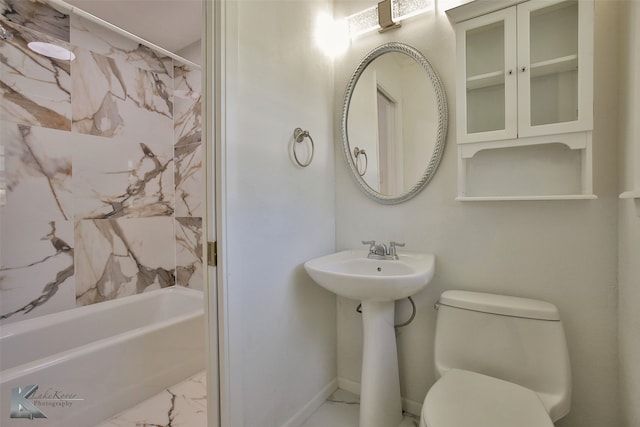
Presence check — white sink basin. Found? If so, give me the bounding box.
[304,249,435,302]
[305,248,436,427]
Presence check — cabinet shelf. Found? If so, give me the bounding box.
[456,132,593,200]
[457,195,597,201]
[619,190,640,199]
[466,70,504,90]
[530,55,578,78]
[459,132,589,158]
[465,54,578,91]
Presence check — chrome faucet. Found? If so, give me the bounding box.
[388,241,405,258]
[362,240,405,260]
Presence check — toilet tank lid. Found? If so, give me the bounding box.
[439,291,560,321]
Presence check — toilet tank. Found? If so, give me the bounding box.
[433,290,571,422]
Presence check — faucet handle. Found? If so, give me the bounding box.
[389,241,405,259]
[362,240,377,254]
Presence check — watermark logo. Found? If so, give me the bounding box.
[10,385,47,419]
[10,384,84,420]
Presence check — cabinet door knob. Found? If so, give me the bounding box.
[520,66,527,72]
[508,69,513,75]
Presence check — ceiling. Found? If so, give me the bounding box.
[65,0,202,53]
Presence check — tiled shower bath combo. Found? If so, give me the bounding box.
[0,2,205,424]
[0,0,203,324]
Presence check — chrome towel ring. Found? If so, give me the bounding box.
[293,128,314,168]
[353,147,368,176]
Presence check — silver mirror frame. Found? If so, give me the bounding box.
[341,42,448,204]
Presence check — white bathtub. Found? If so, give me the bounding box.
[0,287,205,426]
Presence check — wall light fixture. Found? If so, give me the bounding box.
[27,42,76,61]
[346,0,433,37]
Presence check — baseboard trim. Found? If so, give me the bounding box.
[336,377,423,417]
[282,378,339,427]
[337,377,360,396]
[401,396,424,417]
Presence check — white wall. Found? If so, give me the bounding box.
[617,0,640,425]
[177,39,202,66]
[333,2,620,426]
[222,1,336,426]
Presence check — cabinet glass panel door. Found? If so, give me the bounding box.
[457,8,517,143]
[466,22,504,133]
[518,0,593,137]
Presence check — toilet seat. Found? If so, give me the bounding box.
[421,369,554,427]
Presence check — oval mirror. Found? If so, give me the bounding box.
[342,42,448,204]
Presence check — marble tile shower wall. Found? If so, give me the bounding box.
[0,0,203,325]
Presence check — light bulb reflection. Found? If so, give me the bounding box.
[315,12,349,59]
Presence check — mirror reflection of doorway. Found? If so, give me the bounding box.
[376,86,403,194]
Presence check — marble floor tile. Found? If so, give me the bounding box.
[96,380,421,427]
[300,391,359,427]
[97,371,207,427]
[301,389,421,427]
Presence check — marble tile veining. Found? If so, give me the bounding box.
[174,138,202,217]
[1,122,73,221]
[97,371,207,427]
[75,218,176,306]
[0,219,75,323]
[70,14,172,74]
[175,217,203,290]
[71,46,173,140]
[174,63,202,218]
[0,20,72,130]
[0,0,203,324]
[174,64,201,100]
[0,122,76,324]
[0,0,70,41]
[97,381,419,427]
[73,132,174,219]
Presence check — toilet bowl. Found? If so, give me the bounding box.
[420,369,553,427]
[419,290,571,427]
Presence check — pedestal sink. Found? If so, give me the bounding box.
[304,249,435,427]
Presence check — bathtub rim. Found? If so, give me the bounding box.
[0,286,202,339]
[0,286,204,380]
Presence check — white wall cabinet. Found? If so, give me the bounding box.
[452,0,595,200]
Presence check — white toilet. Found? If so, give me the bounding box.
[420,290,572,427]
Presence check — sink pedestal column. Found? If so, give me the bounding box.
[359,300,403,427]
